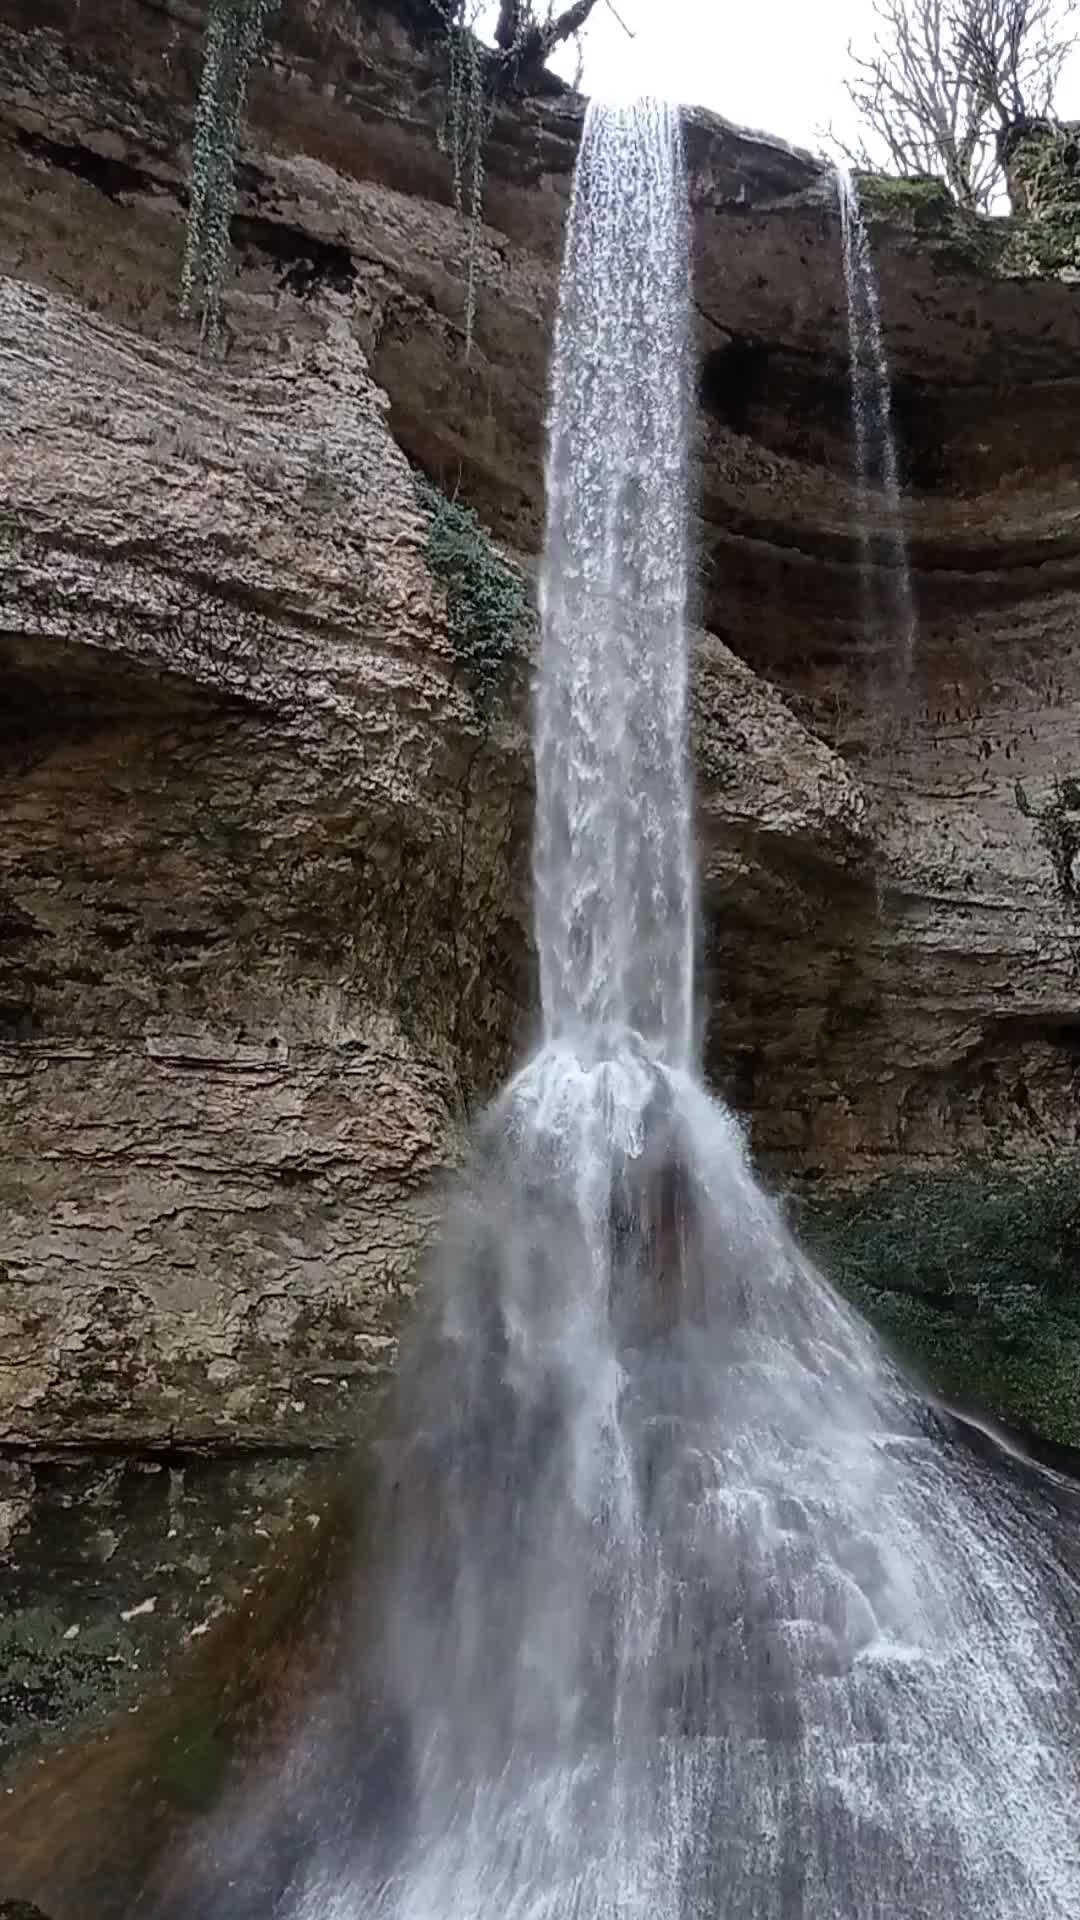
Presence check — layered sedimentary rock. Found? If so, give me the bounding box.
[0,272,533,1453]
[2,0,1080,1653]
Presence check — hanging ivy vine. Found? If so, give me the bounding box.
[181,0,276,351]
[433,2,600,359]
[434,3,495,361]
[1015,775,1080,902]
[177,0,598,355]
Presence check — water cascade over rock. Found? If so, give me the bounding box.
[533,100,694,1063]
[157,105,1080,1920]
[835,166,916,696]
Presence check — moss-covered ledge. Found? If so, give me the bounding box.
[799,1160,1080,1448]
[852,168,1009,273]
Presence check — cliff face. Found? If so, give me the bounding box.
[0,275,533,1452]
[2,0,1080,1748]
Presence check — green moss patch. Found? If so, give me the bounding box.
[803,1162,1080,1446]
[856,172,957,221]
[854,170,1004,271]
[999,122,1080,276]
[0,1608,139,1760]
[414,474,529,715]
[0,1460,370,1914]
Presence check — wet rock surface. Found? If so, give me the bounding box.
[0,1451,330,1773]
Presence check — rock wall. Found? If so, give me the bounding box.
[0,271,534,1453]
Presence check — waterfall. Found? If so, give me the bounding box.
[533,100,694,1065]
[157,107,1080,1920]
[835,165,916,691]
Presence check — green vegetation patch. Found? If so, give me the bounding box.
[182,0,276,348]
[856,172,958,221]
[415,474,529,715]
[999,122,1080,277]
[1015,775,1080,900]
[0,1607,138,1758]
[803,1162,1080,1447]
[854,169,1005,272]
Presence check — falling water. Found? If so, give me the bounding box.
[158,106,1080,1920]
[533,100,694,1063]
[835,165,916,691]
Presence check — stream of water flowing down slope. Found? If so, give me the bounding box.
[165,104,1080,1920]
[835,166,916,696]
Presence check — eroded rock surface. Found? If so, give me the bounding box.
[0,268,534,1451]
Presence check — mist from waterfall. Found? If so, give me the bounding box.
[155,107,1080,1920]
[835,166,916,691]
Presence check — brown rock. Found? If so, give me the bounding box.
[0,266,534,1450]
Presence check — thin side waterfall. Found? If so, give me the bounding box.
[835,165,916,695]
[155,107,1080,1920]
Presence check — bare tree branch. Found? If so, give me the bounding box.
[494,1,528,50]
[494,0,601,71]
[832,0,1077,210]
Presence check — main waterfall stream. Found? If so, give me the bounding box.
[163,104,1080,1920]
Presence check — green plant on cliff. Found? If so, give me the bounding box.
[414,473,528,714]
[433,1,601,357]
[0,1607,138,1759]
[854,167,1008,270]
[803,1161,1080,1445]
[1015,774,1080,898]
[855,172,960,219]
[436,2,494,360]
[181,0,276,350]
[999,121,1080,273]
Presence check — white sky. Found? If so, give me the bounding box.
[479,0,1080,164]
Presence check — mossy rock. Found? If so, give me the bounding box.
[854,170,1006,272]
[0,1607,139,1762]
[0,1452,375,1917]
[998,121,1080,276]
[856,171,958,222]
[802,1160,1080,1446]
[414,472,530,714]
